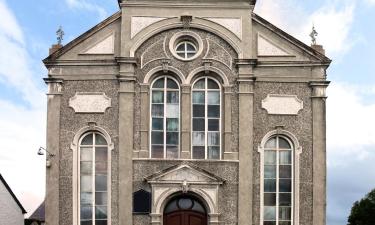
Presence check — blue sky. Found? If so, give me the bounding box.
[0,0,374,224]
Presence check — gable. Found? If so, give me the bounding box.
[0,174,27,214]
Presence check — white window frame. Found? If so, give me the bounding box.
[191,77,222,160]
[258,130,302,225]
[71,126,114,225]
[175,41,197,60]
[149,76,181,159]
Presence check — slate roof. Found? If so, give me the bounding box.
[0,173,27,214]
[29,201,45,221]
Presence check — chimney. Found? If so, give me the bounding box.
[311,44,325,55]
[49,44,62,55]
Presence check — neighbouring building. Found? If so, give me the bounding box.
[42,1,331,225]
[25,201,45,225]
[0,174,27,225]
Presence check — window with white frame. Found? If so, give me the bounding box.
[150,76,180,159]
[191,77,221,159]
[263,136,293,225]
[79,132,109,225]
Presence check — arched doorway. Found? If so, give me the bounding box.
[163,195,207,225]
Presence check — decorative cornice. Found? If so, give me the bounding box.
[115,57,137,65]
[235,58,257,66]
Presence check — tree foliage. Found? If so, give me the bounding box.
[347,189,375,225]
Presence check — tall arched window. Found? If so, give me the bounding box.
[150,76,180,159]
[79,132,109,225]
[191,77,221,159]
[262,136,293,225]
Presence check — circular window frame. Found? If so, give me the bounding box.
[169,31,203,61]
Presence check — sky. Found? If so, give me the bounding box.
[0,0,374,224]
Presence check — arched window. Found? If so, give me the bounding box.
[191,77,221,159]
[79,132,109,225]
[262,136,293,225]
[150,76,180,159]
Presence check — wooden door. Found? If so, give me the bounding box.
[164,211,207,225]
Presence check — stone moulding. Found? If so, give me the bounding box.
[261,94,303,115]
[69,92,111,113]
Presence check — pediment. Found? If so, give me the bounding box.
[146,164,224,184]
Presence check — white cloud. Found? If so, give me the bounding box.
[65,0,107,20]
[254,0,356,57]
[0,0,46,216]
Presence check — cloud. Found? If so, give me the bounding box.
[0,0,46,216]
[254,0,356,57]
[65,0,107,20]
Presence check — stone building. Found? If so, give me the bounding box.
[42,1,331,225]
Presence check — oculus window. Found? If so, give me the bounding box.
[151,76,180,159]
[175,41,197,60]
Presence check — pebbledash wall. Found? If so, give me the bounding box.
[42,1,331,225]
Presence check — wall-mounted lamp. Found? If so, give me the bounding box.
[37,147,55,168]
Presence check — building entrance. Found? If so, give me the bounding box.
[163,195,207,225]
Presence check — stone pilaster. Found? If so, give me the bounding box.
[310,81,330,225]
[236,59,256,225]
[181,84,191,159]
[117,57,137,225]
[44,78,63,225]
[139,84,150,158]
[223,85,237,160]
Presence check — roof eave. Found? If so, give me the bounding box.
[0,174,27,214]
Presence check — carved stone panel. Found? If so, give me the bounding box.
[204,17,242,39]
[131,16,168,39]
[83,34,114,54]
[69,92,111,113]
[262,94,303,115]
[257,34,291,56]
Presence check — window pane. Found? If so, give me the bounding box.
[152,91,164,103]
[208,132,220,146]
[207,105,220,118]
[264,193,276,206]
[81,220,93,225]
[95,134,107,145]
[164,200,178,213]
[279,222,291,225]
[279,179,291,192]
[96,192,107,205]
[280,151,292,164]
[153,79,164,88]
[187,53,195,58]
[166,132,178,145]
[152,118,164,130]
[192,200,205,213]
[264,151,276,165]
[80,193,92,205]
[279,207,292,220]
[192,92,205,104]
[166,118,178,131]
[264,165,276,179]
[176,43,185,51]
[95,206,107,219]
[279,165,292,178]
[177,52,185,58]
[264,179,276,192]
[192,132,205,145]
[81,134,93,145]
[265,137,276,148]
[95,147,107,161]
[279,193,291,206]
[208,119,219,131]
[80,176,92,192]
[264,222,276,225]
[192,146,205,159]
[194,80,205,89]
[207,92,220,105]
[96,220,107,225]
[166,104,179,118]
[80,206,92,220]
[80,147,93,161]
[208,146,220,159]
[166,146,178,159]
[264,206,276,220]
[193,119,205,131]
[95,162,107,175]
[279,137,291,149]
[193,105,205,117]
[151,145,163,158]
[95,175,107,191]
[80,162,92,175]
[152,104,164,117]
[167,79,178,89]
[151,132,164,145]
[207,79,219,89]
[186,43,196,51]
[167,91,179,103]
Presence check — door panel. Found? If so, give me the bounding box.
[165,211,207,225]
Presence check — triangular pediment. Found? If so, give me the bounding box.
[257,34,291,57]
[146,164,224,184]
[82,33,114,54]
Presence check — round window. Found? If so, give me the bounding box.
[175,41,197,60]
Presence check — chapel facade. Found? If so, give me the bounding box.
[42,1,331,225]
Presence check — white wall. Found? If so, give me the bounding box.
[0,181,24,225]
